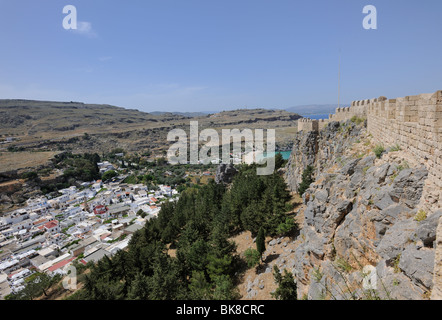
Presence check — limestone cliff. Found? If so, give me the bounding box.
[284,120,441,300]
[432,217,442,300]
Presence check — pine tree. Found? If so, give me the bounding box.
[244,248,261,268]
[271,265,298,300]
[274,152,285,170]
[128,272,150,300]
[188,271,212,300]
[298,165,314,195]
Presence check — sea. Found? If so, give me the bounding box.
[254,114,330,162]
[256,151,292,162]
[301,113,330,120]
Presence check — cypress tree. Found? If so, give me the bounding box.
[256,227,266,262]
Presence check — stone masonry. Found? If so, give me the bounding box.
[295,90,442,300]
[297,118,329,132]
[299,90,442,190]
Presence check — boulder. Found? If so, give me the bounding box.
[377,218,418,260]
[375,259,427,300]
[389,166,428,208]
[215,163,237,184]
[398,244,434,289]
[416,210,442,247]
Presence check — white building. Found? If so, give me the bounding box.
[1,209,30,225]
[26,197,50,214]
[46,233,64,246]
[76,221,94,234]
[159,185,172,197]
[59,186,77,196]
[63,206,83,218]
[91,181,103,191]
[50,194,71,207]
[11,219,33,233]
[0,228,13,238]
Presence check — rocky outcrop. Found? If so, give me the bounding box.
[0,170,18,183]
[284,121,362,193]
[215,163,238,184]
[284,121,440,300]
[432,216,442,300]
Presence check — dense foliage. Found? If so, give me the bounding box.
[57,152,101,182]
[40,153,101,194]
[5,273,61,300]
[271,265,298,300]
[298,165,314,196]
[71,164,296,300]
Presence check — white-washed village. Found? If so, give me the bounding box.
[0,159,179,298]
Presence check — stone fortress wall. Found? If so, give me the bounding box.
[297,118,328,132]
[297,90,442,300]
[298,90,442,188]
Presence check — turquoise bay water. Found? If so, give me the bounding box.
[301,113,330,120]
[256,151,291,162]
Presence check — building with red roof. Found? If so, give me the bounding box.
[44,220,60,234]
[93,205,110,219]
[47,257,76,274]
[93,205,108,215]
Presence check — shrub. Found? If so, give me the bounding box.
[335,257,353,273]
[244,248,261,268]
[389,144,402,152]
[397,161,410,171]
[414,210,427,222]
[276,217,297,237]
[21,171,38,181]
[350,116,365,125]
[102,170,118,181]
[373,144,385,159]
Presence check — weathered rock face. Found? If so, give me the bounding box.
[284,130,318,193]
[284,121,362,193]
[432,215,442,300]
[215,163,238,184]
[284,121,440,300]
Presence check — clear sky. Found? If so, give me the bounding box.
[0,0,441,112]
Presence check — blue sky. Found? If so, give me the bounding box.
[0,0,441,112]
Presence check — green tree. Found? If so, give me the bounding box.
[206,254,232,282]
[148,250,183,300]
[240,201,266,236]
[256,227,266,262]
[102,170,118,181]
[188,271,212,300]
[274,153,285,170]
[128,272,150,300]
[5,272,61,300]
[298,165,314,195]
[271,265,298,300]
[276,217,297,237]
[244,248,261,269]
[212,275,240,300]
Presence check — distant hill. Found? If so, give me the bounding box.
[0,99,302,157]
[150,111,212,118]
[284,104,348,116]
[0,99,188,136]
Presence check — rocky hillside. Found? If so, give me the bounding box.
[0,100,301,157]
[280,120,441,299]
